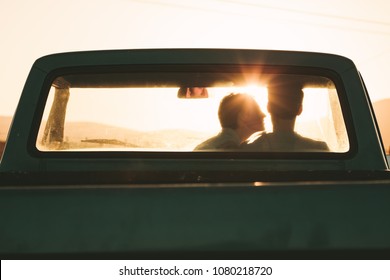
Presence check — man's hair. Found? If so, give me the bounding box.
[218,93,258,129]
[267,82,304,120]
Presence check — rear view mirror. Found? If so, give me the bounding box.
[177,87,209,98]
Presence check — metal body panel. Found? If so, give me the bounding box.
[1,181,390,258]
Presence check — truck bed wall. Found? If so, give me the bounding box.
[1,181,390,257]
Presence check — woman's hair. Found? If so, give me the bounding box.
[218,93,260,129]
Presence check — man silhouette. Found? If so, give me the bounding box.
[242,81,329,152]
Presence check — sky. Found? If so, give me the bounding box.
[1,0,390,117]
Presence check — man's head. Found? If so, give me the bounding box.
[218,93,265,133]
[267,82,303,120]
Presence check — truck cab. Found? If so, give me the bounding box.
[1,49,390,258]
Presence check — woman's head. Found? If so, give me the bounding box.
[218,93,265,133]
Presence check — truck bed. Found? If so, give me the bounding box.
[1,172,390,259]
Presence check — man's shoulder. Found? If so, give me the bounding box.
[294,134,329,151]
[241,131,329,152]
[244,131,267,144]
[240,131,269,150]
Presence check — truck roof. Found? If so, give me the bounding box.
[34,49,356,73]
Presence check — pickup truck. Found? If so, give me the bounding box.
[1,49,390,259]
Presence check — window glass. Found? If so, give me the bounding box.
[36,70,349,153]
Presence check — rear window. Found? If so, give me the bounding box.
[36,66,350,155]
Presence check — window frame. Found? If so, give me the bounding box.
[28,64,357,160]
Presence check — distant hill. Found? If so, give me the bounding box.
[1,116,212,153]
[46,121,212,150]
[373,99,390,154]
[0,116,12,141]
[0,116,12,157]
